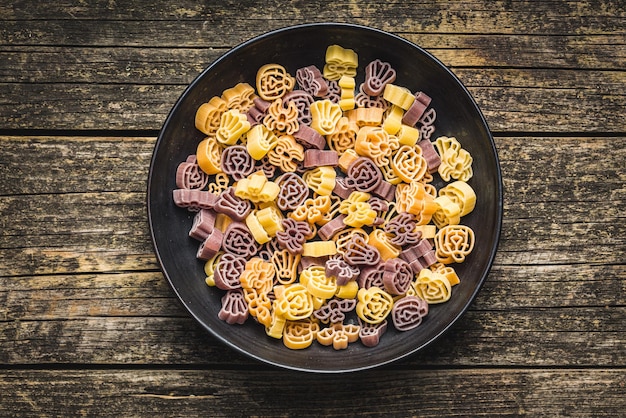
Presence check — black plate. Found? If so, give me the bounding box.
[147,23,503,373]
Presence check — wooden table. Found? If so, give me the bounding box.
[1,1,624,416]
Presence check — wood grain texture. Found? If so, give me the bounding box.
[1,0,624,132]
[1,369,624,417]
[1,1,625,415]
[0,135,623,368]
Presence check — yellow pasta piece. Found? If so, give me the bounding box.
[316,323,360,350]
[391,144,427,183]
[432,195,462,228]
[266,134,304,173]
[207,172,230,195]
[196,136,223,175]
[265,310,287,339]
[290,195,331,225]
[245,211,271,244]
[396,124,420,146]
[327,116,358,154]
[383,84,415,110]
[256,63,295,101]
[435,225,475,264]
[356,286,394,325]
[235,171,279,203]
[335,280,359,299]
[414,269,452,304]
[215,108,251,146]
[439,180,476,216]
[203,251,223,287]
[282,319,319,350]
[430,262,460,286]
[302,166,336,196]
[338,75,356,111]
[195,96,228,136]
[382,105,404,135]
[246,124,279,160]
[221,82,257,113]
[323,44,358,81]
[339,191,377,228]
[355,126,393,167]
[435,136,474,182]
[300,266,337,299]
[301,240,337,257]
[337,148,359,173]
[348,107,385,127]
[310,99,343,135]
[414,224,437,239]
[273,283,315,321]
[256,205,284,236]
[368,228,401,260]
[271,249,301,285]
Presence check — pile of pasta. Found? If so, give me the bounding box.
[172,45,476,350]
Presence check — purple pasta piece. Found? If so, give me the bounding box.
[321,79,341,104]
[296,65,329,97]
[218,289,249,325]
[384,212,421,247]
[325,254,359,286]
[344,157,382,193]
[221,145,255,181]
[293,124,326,150]
[283,90,315,126]
[276,172,309,211]
[255,155,277,178]
[391,296,428,331]
[417,108,437,141]
[222,222,261,258]
[332,176,355,199]
[368,196,389,214]
[363,59,397,96]
[417,139,441,173]
[275,218,311,255]
[343,234,381,267]
[176,157,209,190]
[188,208,217,241]
[213,252,246,290]
[303,149,338,168]
[402,91,432,126]
[358,318,388,347]
[214,187,251,221]
[317,214,348,241]
[400,239,436,274]
[173,189,218,212]
[246,98,272,126]
[372,179,395,201]
[196,228,223,260]
[357,263,385,289]
[313,298,357,324]
[382,258,414,295]
[298,256,329,273]
[355,84,389,109]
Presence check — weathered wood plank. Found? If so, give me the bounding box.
[0,68,623,132]
[1,0,622,37]
[0,262,623,323]
[0,136,624,275]
[2,34,624,81]
[1,369,624,416]
[0,263,622,366]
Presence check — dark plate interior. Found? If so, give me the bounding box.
[147,23,503,373]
